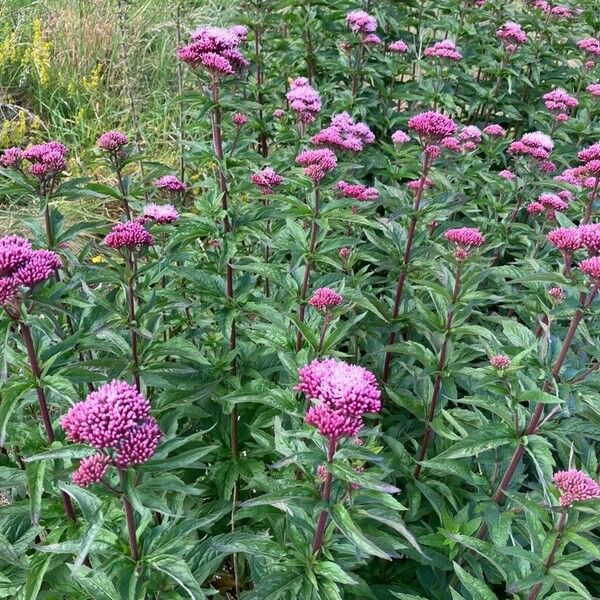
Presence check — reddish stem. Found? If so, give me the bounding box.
[119,469,140,562]
[382,155,431,383]
[19,321,77,522]
[414,262,462,479]
[296,187,320,352]
[312,438,337,555]
[527,512,567,600]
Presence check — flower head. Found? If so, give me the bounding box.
[336,181,379,201]
[509,131,554,162]
[424,39,462,61]
[587,83,600,97]
[389,40,409,54]
[114,417,162,468]
[0,147,24,168]
[295,149,337,182]
[391,130,410,145]
[22,141,68,180]
[499,169,515,180]
[286,78,322,124]
[578,37,600,58]
[251,167,284,195]
[104,221,155,249]
[155,175,187,194]
[444,227,485,248]
[579,256,600,280]
[311,112,375,153]
[72,454,111,487]
[339,247,351,259]
[178,25,249,76]
[549,286,565,302]
[553,469,600,506]
[490,355,511,369]
[308,287,343,311]
[97,131,129,152]
[543,89,578,119]
[143,203,179,224]
[346,10,377,34]
[233,112,248,127]
[297,358,381,415]
[496,22,528,46]
[483,124,506,137]
[408,111,458,142]
[547,227,582,253]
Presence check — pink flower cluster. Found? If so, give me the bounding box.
[346,10,377,34]
[483,124,506,137]
[490,355,511,369]
[499,169,515,180]
[391,130,410,145]
[143,203,179,224]
[588,84,600,97]
[549,286,565,302]
[233,112,248,127]
[424,39,462,61]
[251,167,284,195]
[496,22,528,51]
[62,380,161,485]
[104,221,155,249]
[508,131,554,166]
[534,1,573,18]
[542,88,578,122]
[3,141,68,180]
[336,181,379,201]
[287,78,322,124]
[527,192,570,220]
[155,175,187,194]
[388,40,409,54]
[408,111,458,143]
[308,287,343,311]
[553,469,600,506]
[97,131,128,152]
[408,176,434,192]
[0,235,62,305]
[456,125,483,152]
[546,226,582,254]
[295,149,337,182]
[579,256,600,280]
[444,227,485,260]
[578,37,600,59]
[177,25,249,76]
[311,112,375,153]
[297,358,381,441]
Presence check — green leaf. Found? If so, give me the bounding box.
[314,561,358,585]
[452,562,498,600]
[24,445,95,462]
[327,462,400,494]
[150,555,208,600]
[23,553,51,600]
[330,503,391,560]
[59,483,102,522]
[26,461,46,525]
[502,321,536,349]
[0,394,19,446]
[433,426,516,460]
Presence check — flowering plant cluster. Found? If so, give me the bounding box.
[3,1,600,598]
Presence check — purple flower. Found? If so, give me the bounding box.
[233,112,248,127]
[114,417,161,468]
[408,111,458,142]
[490,355,511,369]
[104,221,155,249]
[250,167,284,195]
[0,147,24,168]
[178,25,249,76]
[295,149,337,182]
[483,124,506,137]
[336,181,379,201]
[424,39,462,61]
[72,454,111,487]
[346,10,377,34]
[311,112,375,153]
[143,203,179,224]
[388,40,409,54]
[391,130,410,145]
[155,175,187,194]
[22,141,68,180]
[286,78,322,124]
[97,131,129,152]
[553,469,600,506]
[308,287,343,311]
